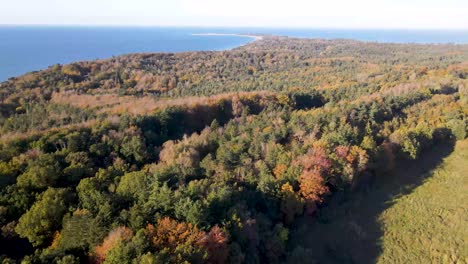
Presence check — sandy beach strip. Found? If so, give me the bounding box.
[192,33,263,41]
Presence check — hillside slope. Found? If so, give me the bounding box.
[291,140,467,263]
[378,139,468,263]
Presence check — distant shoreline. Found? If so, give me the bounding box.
[192,33,263,41]
[2,27,466,81]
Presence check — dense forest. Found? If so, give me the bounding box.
[0,36,467,263]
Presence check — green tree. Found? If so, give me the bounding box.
[15,188,71,246]
[16,153,63,189]
[116,171,149,203]
[121,136,147,163]
[55,210,107,252]
[64,151,94,183]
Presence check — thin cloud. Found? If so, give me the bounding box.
[1,0,467,29]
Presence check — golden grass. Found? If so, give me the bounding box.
[1,91,275,143]
[377,140,468,263]
[0,119,100,142]
[51,91,274,115]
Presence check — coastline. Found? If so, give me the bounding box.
[191,33,263,51]
[192,33,263,41]
[5,27,466,82]
[0,30,264,82]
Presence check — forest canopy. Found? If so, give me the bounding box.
[0,36,467,263]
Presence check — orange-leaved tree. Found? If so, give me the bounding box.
[298,146,331,215]
[146,217,229,263]
[198,225,229,264]
[92,226,133,263]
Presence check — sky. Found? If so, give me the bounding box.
[1,0,468,29]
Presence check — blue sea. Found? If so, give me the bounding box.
[1,26,467,81]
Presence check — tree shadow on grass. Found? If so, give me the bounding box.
[289,137,456,264]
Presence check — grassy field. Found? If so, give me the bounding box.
[377,139,468,263]
[292,139,467,264]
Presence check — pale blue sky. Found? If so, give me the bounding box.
[2,0,467,29]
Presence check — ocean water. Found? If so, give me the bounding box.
[1,26,467,81]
